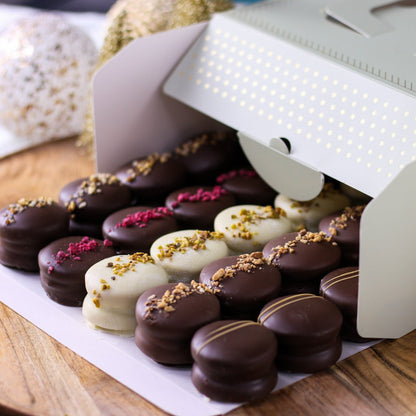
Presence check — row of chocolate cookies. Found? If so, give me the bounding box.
[101,189,360,280]
[114,131,251,205]
[58,131,280,242]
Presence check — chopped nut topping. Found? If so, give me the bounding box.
[65,173,121,215]
[210,252,268,287]
[144,280,217,317]
[268,229,334,264]
[174,131,229,157]
[328,205,365,236]
[225,206,286,240]
[157,230,224,260]
[126,153,171,181]
[3,196,54,224]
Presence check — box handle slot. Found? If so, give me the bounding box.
[238,132,324,201]
[324,0,395,37]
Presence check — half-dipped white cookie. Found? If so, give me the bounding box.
[82,252,168,335]
[150,229,228,283]
[214,205,292,255]
[274,183,350,231]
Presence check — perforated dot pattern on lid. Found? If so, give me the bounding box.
[166,15,416,197]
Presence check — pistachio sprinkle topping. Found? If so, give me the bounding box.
[290,183,343,209]
[226,206,286,240]
[91,253,155,308]
[157,230,224,260]
[110,252,155,277]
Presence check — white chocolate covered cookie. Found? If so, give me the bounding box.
[150,229,228,283]
[214,205,293,255]
[82,253,168,335]
[274,184,351,231]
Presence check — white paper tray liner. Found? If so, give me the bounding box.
[0,264,376,416]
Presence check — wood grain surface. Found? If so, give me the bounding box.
[0,138,415,416]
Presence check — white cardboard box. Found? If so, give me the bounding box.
[0,1,414,415]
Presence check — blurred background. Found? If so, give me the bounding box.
[0,0,117,12]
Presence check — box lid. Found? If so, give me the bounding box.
[164,0,416,199]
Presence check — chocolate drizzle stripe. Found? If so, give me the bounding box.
[258,294,318,324]
[321,271,359,292]
[321,269,358,286]
[201,320,249,338]
[195,321,259,356]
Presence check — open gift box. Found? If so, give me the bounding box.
[0,1,414,416]
[95,0,416,341]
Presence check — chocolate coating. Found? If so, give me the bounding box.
[59,176,132,222]
[320,267,373,343]
[258,294,343,373]
[116,157,186,204]
[68,218,104,239]
[276,338,342,373]
[135,283,221,365]
[216,169,277,206]
[319,206,364,266]
[175,131,241,184]
[263,231,341,281]
[0,201,69,271]
[199,254,281,319]
[165,186,236,230]
[278,278,320,296]
[191,320,277,402]
[103,206,178,254]
[38,236,116,306]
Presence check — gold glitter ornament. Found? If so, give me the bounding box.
[171,0,233,28]
[77,0,175,153]
[97,0,175,67]
[77,0,233,154]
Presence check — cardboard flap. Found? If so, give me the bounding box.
[93,21,225,173]
[358,161,416,338]
[238,132,324,201]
